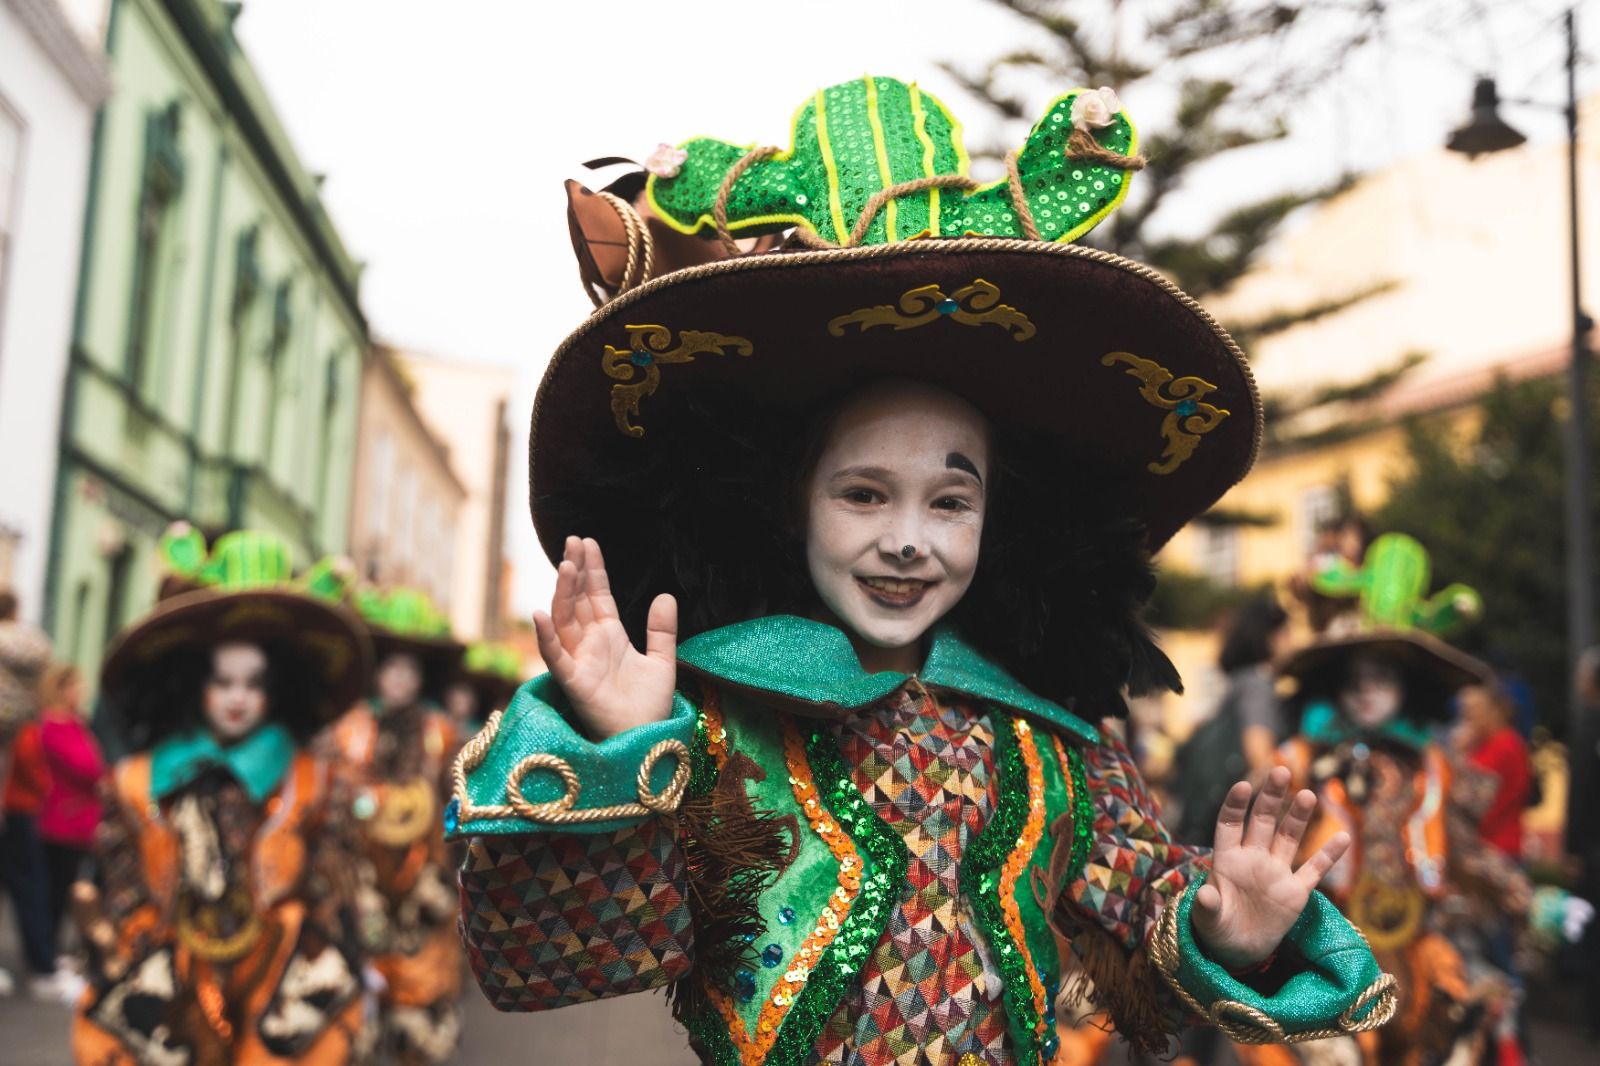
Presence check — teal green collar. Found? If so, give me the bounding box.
[1299,700,1433,750]
[677,615,1100,744]
[150,722,296,804]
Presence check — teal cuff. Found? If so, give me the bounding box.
[445,673,697,838]
[1159,872,1396,1042]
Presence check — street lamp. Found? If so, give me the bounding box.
[1446,8,1594,736]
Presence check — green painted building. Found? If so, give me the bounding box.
[46,0,366,680]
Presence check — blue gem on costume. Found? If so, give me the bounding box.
[1175,398,1199,417]
[353,789,377,820]
[630,350,654,367]
[777,906,797,925]
[734,969,757,1002]
[442,797,460,834]
[936,298,960,315]
[742,932,756,943]
[1042,1033,1061,1060]
[761,944,784,968]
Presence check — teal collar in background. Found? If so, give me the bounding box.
[150,721,296,804]
[1299,700,1433,750]
[677,615,1100,744]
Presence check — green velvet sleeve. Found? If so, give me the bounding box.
[1156,872,1397,1043]
[444,673,698,838]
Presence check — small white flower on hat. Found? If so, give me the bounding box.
[1070,87,1123,131]
[645,143,689,178]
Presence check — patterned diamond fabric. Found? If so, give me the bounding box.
[1068,732,1203,951]
[810,689,1010,1066]
[458,817,693,1010]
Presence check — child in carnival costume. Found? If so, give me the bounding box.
[443,642,523,737]
[1260,532,1583,1066]
[73,526,374,1065]
[324,587,464,1065]
[449,79,1399,1066]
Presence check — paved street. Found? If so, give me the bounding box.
[2,920,1594,1064]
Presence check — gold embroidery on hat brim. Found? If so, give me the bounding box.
[1101,350,1231,474]
[827,278,1035,341]
[602,323,754,437]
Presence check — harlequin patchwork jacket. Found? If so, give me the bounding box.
[450,617,1396,1066]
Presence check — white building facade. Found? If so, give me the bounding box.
[0,0,110,620]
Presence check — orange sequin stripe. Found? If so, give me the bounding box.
[1001,718,1052,1048]
[708,716,864,1065]
[702,688,728,765]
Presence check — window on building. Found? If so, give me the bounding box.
[317,351,342,513]
[369,432,393,537]
[125,102,186,394]
[0,97,22,358]
[1199,524,1240,588]
[1299,485,1342,556]
[102,545,133,653]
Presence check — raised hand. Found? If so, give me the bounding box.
[1193,766,1351,971]
[532,537,678,739]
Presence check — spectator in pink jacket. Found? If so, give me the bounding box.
[36,663,104,941]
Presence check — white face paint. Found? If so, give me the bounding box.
[204,642,271,743]
[376,652,424,712]
[804,381,989,673]
[1338,655,1405,729]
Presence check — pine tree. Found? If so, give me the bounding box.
[1374,376,1600,731]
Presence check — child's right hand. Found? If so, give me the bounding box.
[532,537,678,739]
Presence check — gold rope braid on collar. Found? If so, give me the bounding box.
[450,708,691,826]
[1147,892,1399,1044]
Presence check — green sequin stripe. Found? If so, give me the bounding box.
[1065,741,1093,884]
[960,713,1042,1066]
[685,1010,739,1066]
[761,727,911,1066]
[688,706,720,798]
[680,706,745,1066]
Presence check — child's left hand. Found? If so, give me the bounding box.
[1194,766,1351,971]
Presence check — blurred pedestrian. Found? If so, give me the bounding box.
[71,530,375,1064]
[1171,594,1292,846]
[35,662,105,943]
[1455,682,1531,859]
[1,690,76,1000]
[0,588,52,745]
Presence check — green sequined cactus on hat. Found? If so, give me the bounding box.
[1313,533,1482,637]
[645,76,1138,247]
[464,641,521,680]
[355,586,454,640]
[158,522,354,602]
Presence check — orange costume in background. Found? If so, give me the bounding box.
[326,702,461,1065]
[74,752,367,1065]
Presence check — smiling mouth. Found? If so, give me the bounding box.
[856,576,933,608]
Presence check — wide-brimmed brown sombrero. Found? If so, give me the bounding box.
[538,78,1256,581]
[101,530,372,726]
[1282,629,1490,696]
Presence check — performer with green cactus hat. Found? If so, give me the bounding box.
[1261,533,1588,1066]
[73,527,374,1065]
[325,586,465,1065]
[454,77,1398,1066]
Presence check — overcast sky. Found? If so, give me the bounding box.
[234,0,1587,620]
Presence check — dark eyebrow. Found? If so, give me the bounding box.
[946,452,983,485]
[827,465,893,483]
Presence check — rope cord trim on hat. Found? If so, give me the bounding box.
[716,138,1145,253]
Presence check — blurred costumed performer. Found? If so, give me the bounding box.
[74,526,373,1064]
[323,586,463,1065]
[1246,533,1589,1066]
